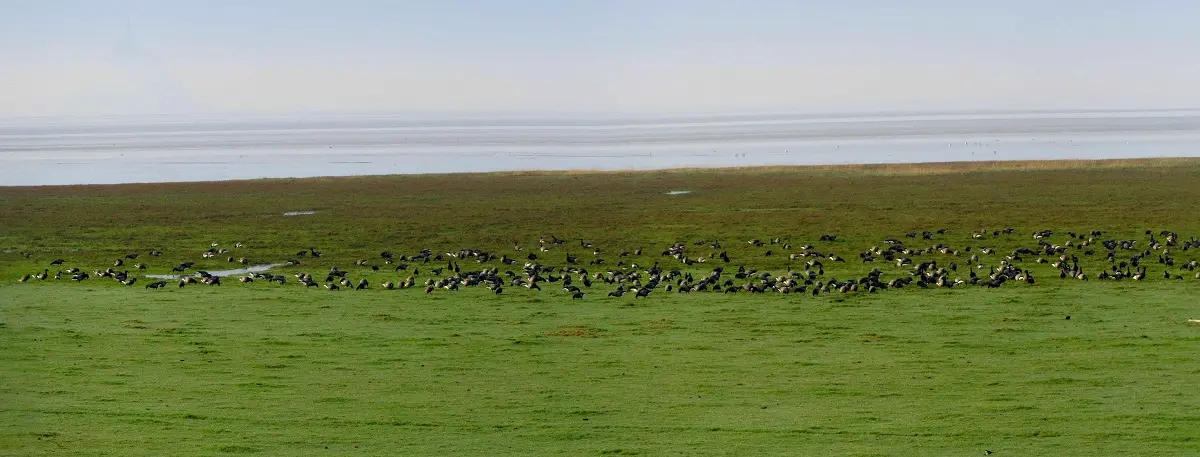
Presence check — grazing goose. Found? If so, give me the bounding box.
[1132,268,1147,281]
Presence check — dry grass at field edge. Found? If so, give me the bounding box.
[3,157,1199,194]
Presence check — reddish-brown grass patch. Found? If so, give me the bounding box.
[544,326,604,338]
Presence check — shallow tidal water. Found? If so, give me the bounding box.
[2,109,1199,186]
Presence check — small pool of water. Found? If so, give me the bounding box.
[664,190,692,195]
[146,263,286,279]
[282,210,317,216]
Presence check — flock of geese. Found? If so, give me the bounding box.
[14,230,1200,299]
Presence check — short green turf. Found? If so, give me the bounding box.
[2,159,1200,456]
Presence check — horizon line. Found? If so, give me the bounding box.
[3,106,1199,123]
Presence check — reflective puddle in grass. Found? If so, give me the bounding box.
[146,263,287,279]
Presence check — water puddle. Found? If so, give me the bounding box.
[146,263,287,279]
[282,210,317,216]
[664,190,692,195]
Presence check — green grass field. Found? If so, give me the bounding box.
[2,159,1200,456]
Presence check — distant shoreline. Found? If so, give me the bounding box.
[4,156,1198,190]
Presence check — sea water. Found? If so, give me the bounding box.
[2,109,1198,186]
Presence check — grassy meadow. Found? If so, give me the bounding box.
[2,158,1200,456]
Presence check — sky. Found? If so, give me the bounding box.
[2,0,1199,117]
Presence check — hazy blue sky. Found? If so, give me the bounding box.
[2,1,1198,116]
